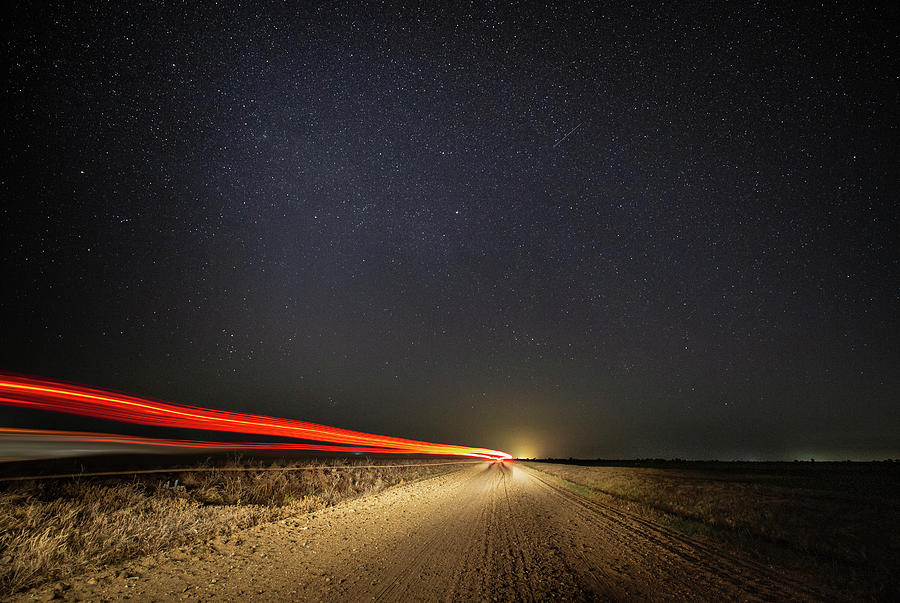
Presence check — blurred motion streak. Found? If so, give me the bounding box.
[0,427,431,455]
[0,373,512,460]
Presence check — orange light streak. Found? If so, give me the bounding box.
[0,427,425,455]
[0,374,512,460]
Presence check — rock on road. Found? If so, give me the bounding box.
[30,462,813,601]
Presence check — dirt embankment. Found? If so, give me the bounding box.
[0,458,460,595]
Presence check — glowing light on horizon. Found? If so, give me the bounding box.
[0,373,512,461]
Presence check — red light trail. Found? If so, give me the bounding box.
[0,427,432,455]
[0,374,512,461]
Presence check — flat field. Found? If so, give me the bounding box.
[3,458,897,601]
[524,460,900,601]
[6,462,827,602]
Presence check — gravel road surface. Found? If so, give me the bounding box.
[21,461,814,601]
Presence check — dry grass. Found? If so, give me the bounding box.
[524,461,900,601]
[0,457,458,595]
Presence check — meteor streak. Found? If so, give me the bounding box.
[0,374,512,461]
[552,121,583,148]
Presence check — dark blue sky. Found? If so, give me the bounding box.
[3,1,897,459]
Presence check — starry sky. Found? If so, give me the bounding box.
[3,1,898,460]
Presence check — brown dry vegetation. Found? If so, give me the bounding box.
[524,461,900,601]
[0,457,459,596]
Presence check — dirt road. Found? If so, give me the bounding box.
[24,462,814,601]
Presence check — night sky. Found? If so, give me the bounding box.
[3,2,898,460]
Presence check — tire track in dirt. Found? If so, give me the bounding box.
[367,465,491,600]
[520,464,819,601]
[22,461,819,602]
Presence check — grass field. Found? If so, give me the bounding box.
[524,460,900,601]
[0,456,460,595]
